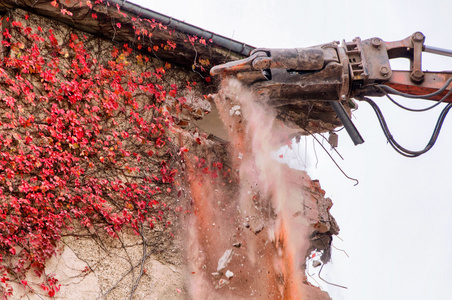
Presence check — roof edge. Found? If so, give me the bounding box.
[110,0,255,56]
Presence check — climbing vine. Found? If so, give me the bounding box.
[0,1,208,297]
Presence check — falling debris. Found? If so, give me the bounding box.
[328,132,339,148]
[217,279,230,289]
[312,260,322,268]
[254,223,264,234]
[229,105,241,116]
[217,249,234,272]
[185,79,339,299]
[232,242,242,248]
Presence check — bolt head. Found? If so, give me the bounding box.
[379,66,389,76]
[371,38,381,48]
[410,69,425,83]
[413,32,425,42]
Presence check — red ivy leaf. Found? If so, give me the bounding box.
[0,15,180,297]
[166,40,176,49]
[11,21,22,27]
[60,9,73,16]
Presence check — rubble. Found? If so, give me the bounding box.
[312,260,322,268]
[225,270,234,279]
[253,223,265,234]
[217,279,230,289]
[229,105,242,116]
[217,249,234,272]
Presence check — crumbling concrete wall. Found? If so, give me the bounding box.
[187,79,337,299]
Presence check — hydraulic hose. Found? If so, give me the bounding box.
[360,97,452,157]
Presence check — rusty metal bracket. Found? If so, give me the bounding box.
[410,32,426,83]
[343,36,392,86]
[384,31,426,83]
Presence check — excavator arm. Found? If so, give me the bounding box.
[210,32,452,156]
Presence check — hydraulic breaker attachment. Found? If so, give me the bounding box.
[211,45,347,102]
[211,43,361,143]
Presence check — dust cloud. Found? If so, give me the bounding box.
[184,78,314,299]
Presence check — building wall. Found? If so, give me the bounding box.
[0,6,337,300]
[0,7,209,299]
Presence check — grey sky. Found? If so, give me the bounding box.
[131,1,452,299]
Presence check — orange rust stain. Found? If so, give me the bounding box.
[278,220,304,299]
